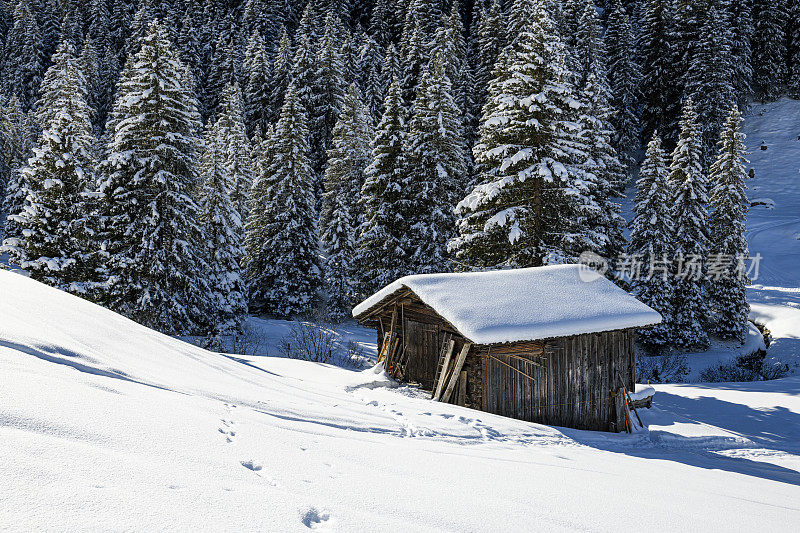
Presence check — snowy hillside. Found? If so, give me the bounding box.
[743,98,800,370]
[2,269,799,531]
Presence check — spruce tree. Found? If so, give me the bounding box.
[0,96,36,246]
[268,28,293,126]
[787,0,800,96]
[685,3,735,156]
[669,99,710,350]
[355,78,407,295]
[473,0,506,113]
[707,106,751,342]
[359,32,386,122]
[99,21,211,335]
[404,52,467,274]
[605,0,641,172]
[628,134,676,349]
[198,95,249,335]
[243,31,272,136]
[321,84,374,320]
[640,0,680,144]
[245,84,320,318]
[313,14,347,175]
[752,0,788,101]
[730,0,754,106]
[450,1,590,269]
[2,42,97,293]
[2,1,46,111]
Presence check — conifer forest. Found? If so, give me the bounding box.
[1,0,797,354]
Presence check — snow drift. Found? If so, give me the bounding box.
[1,269,799,531]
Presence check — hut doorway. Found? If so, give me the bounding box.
[403,320,440,389]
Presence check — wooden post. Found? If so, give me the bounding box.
[614,388,628,433]
[441,343,471,403]
[458,371,468,406]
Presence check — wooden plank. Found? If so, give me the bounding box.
[432,339,455,400]
[441,343,471,403]
[458,371,467,406]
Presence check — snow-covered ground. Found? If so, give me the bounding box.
[2,269,799,531]
[742,98,800,371]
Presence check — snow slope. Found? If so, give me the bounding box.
[742,98,800,370]
[1,270,799,531]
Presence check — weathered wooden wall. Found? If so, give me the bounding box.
[479,331,635,431]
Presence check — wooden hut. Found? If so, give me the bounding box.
[353,265,661,432]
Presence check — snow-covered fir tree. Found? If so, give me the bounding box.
[243,31,272,137]
[605,0,641,172]
[668,99,710,350]
[198,87,249,335]
[99,21,211,335]
[707,105,751,342]
[269,28,293,126]
[1,42,98,293]
[244,83,320,318]
[404,51,467,274]
[313,14,347,175]
[450,0,590,269]
[355,78,408,296]
[685,3,735,156]
[358,32,385,122]
[786,0,800,97]
[0,95,36,241]
[752,0,788,101]
[628,133,676,349]
[2,1,46,111]
[320,84,374,320]
[473,0,506,114]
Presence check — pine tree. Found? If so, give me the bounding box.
[359,32,385,121]
[313,14,347,175]
[730,0,754,106]
[198,91,249,334]
[244,84,320,317]
[268,28,293,126]
[399,5,430,108]
[685,3,735,156]
[0,96,36,246]
[752,0,788,101]
[640,0,680,144]
[243,31,272,136]
[786,0,800,96]
[605,0,641,172]
[99,21,211,335]
[206,32,240,119]
[355,78,407,295]
[2,1,46,111]
[450,1,590,269]
[321,84,374,320]
[576,72,627,264]
[1,42,97,293]
[707,105,750,341]
[404,52,467,274]
[473,0,506,114]
[628,133,676,349]
[669,99,710,349]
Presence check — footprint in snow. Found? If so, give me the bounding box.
[240,460,262,472]
[300,508,333,530]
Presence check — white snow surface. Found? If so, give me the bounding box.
[1,270,800,531]
[353,264,661,344]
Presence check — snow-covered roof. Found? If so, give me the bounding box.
[353,265,662,345]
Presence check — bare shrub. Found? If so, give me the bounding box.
[278,320,337,363]
[230,324,268,356]
[341,340,368,369]
[636,352,690,383]
[700,351,789,382]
